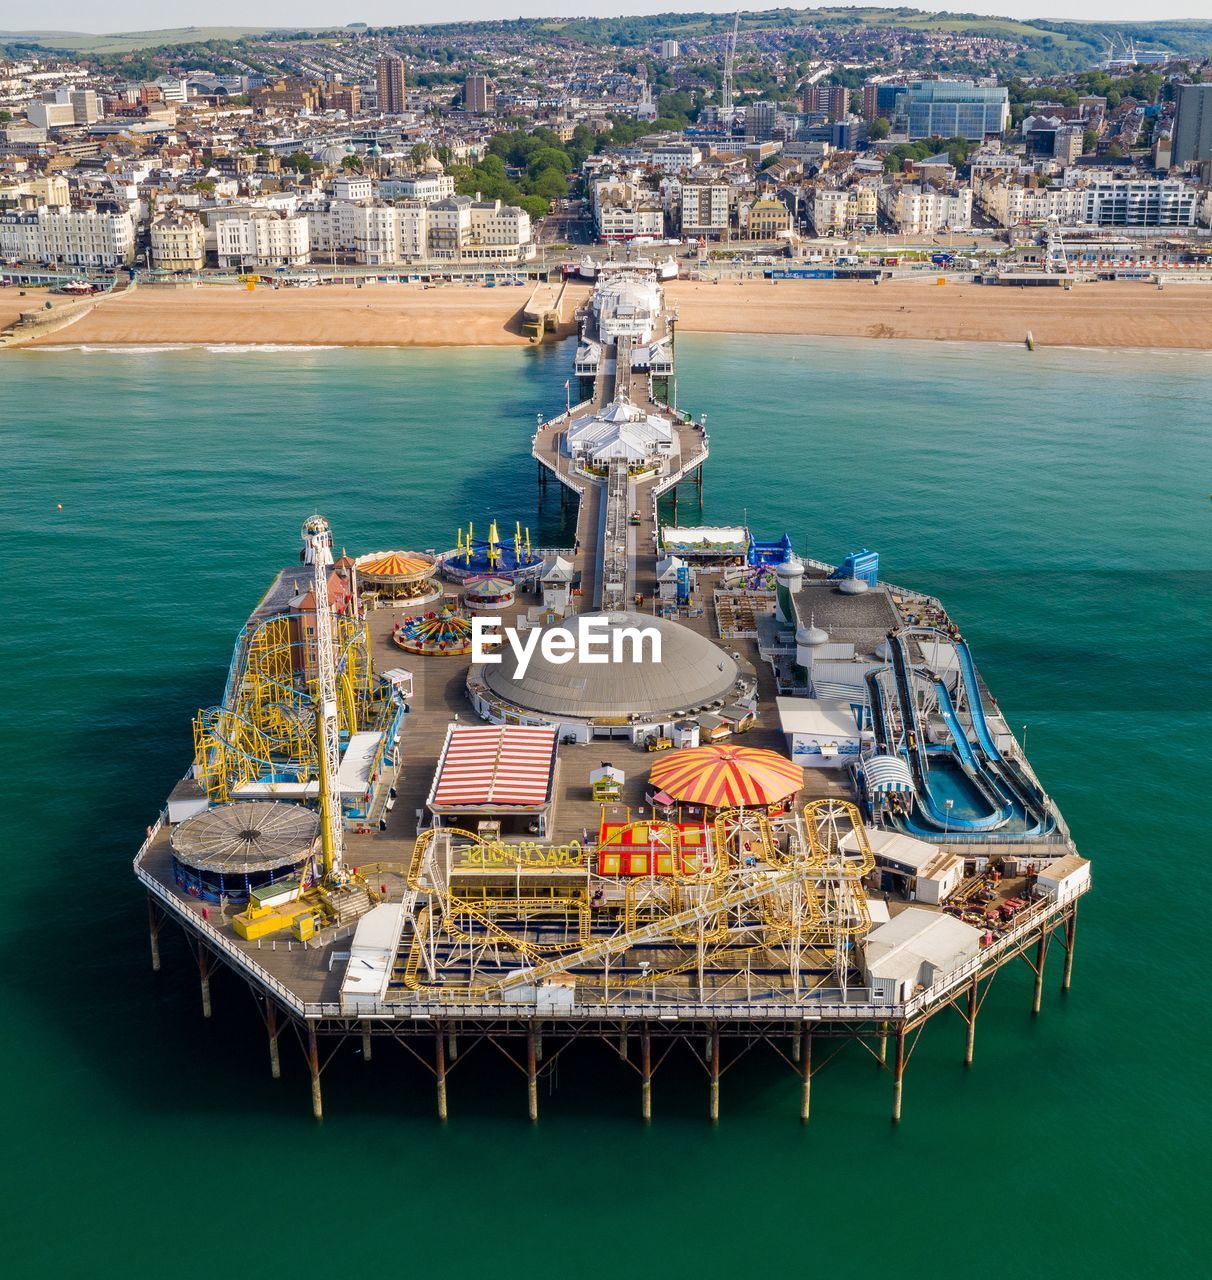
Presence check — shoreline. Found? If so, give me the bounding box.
[7,278,1212,353]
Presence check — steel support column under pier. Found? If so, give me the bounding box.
[800,1028,812,1123]
[891,1025,906,1124]
[307,1022,322,1121]
[267,1001,281,1080]
[964,976,978,1066]
[1062,906,1077,992]
[527,1026,539,1122]
[641,1023,652,1123]
[709,1024,720,1123]
[147,896,161,972]
[435,1025,448,1121]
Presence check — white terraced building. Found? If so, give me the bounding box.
[882,184,973,234]
[980,178,1198,229]
[0,205,135,267]
[214,209,310,268]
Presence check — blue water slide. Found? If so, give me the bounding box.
[888,631,1009,832]
[887,633,927,784]
[934,679,982,771]
[954,639,1003,763]
[866,670,893,753]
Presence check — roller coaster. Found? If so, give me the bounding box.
[396,801,876,1002]
[192,611,390,804]
[872,627,1054,841]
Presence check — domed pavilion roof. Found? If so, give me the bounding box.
[481,611,739,720]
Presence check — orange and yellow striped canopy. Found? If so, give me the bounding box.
[356,550,434,581]
[648,744,803,809]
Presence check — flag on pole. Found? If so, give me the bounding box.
[564,379,570,390]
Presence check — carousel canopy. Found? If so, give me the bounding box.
[862,755,916,795]
[465,575,514,598]
[649,744,803,810]
[356,550,435,582]
[170,801,320,874]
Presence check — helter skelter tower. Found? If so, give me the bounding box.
[301,514,345,880]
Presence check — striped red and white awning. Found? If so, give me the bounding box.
[431,725,558,809]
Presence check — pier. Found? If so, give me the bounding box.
[136,262,1089,1124]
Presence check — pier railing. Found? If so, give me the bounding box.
[134,810,309,1017]
[139,788,1085,1025]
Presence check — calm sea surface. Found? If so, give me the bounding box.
[2,335,1209,1277]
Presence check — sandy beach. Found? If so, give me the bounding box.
[12,276,1212,351]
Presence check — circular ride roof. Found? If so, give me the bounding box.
[481,611,738,720]
[356,550,435,582]
[649,744,803,809]
[171,801,320,874]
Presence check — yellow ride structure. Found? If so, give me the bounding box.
[191,611,381,805]
[397,801,877,1003]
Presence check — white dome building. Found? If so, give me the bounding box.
[470,611,747,742]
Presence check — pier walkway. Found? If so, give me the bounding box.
[532,274,707,609]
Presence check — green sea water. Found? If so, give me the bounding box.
[2,335,1210,1278]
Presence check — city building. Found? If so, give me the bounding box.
[679,183,731,236]
[379,172,456,203]
[1172,83,1212,168]
[803,84,847,118]
[862,81,903,122]
[882,184,974,234]
[979,177,1197,229]
[1082,180,1197,227]
[465,74,495,115]
[214,209,310,269]
[894,80,1009,140]
[657,39,680,59]
[0,204,136,268]
[376,55,407,117]
[26,87,101,130]
[747,197,791,240]
[323,83,361,115]
[150,209,205,271]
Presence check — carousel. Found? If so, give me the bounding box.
[354,550,440,607]
[463,574,516,614]
[392,603,476,657]
[648,743,804,816]
[441,519,543,584]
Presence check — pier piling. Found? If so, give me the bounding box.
[800,1028,812,1123]
[147,896,161,973]
[198,948,212,1019]
[964,976,978,1066]
[448,1025,458,1061]
[435,1026,448,1121]
[361,1023,373,1063]
[1062,907,1077,992]
[877,1021,888,1065]
[527,1026,539,1122]
[641,1023,652,1122]
[892,1026,906,1124]
[1032,933,1048,1015]
[709,1024,721,1123]
[267,1002,281,1080]
[307,1022,322,1121]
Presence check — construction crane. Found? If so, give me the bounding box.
[301,514,345,880]
[721,10,740,128]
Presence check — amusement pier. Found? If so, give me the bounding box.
[135,264,1090,1123]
